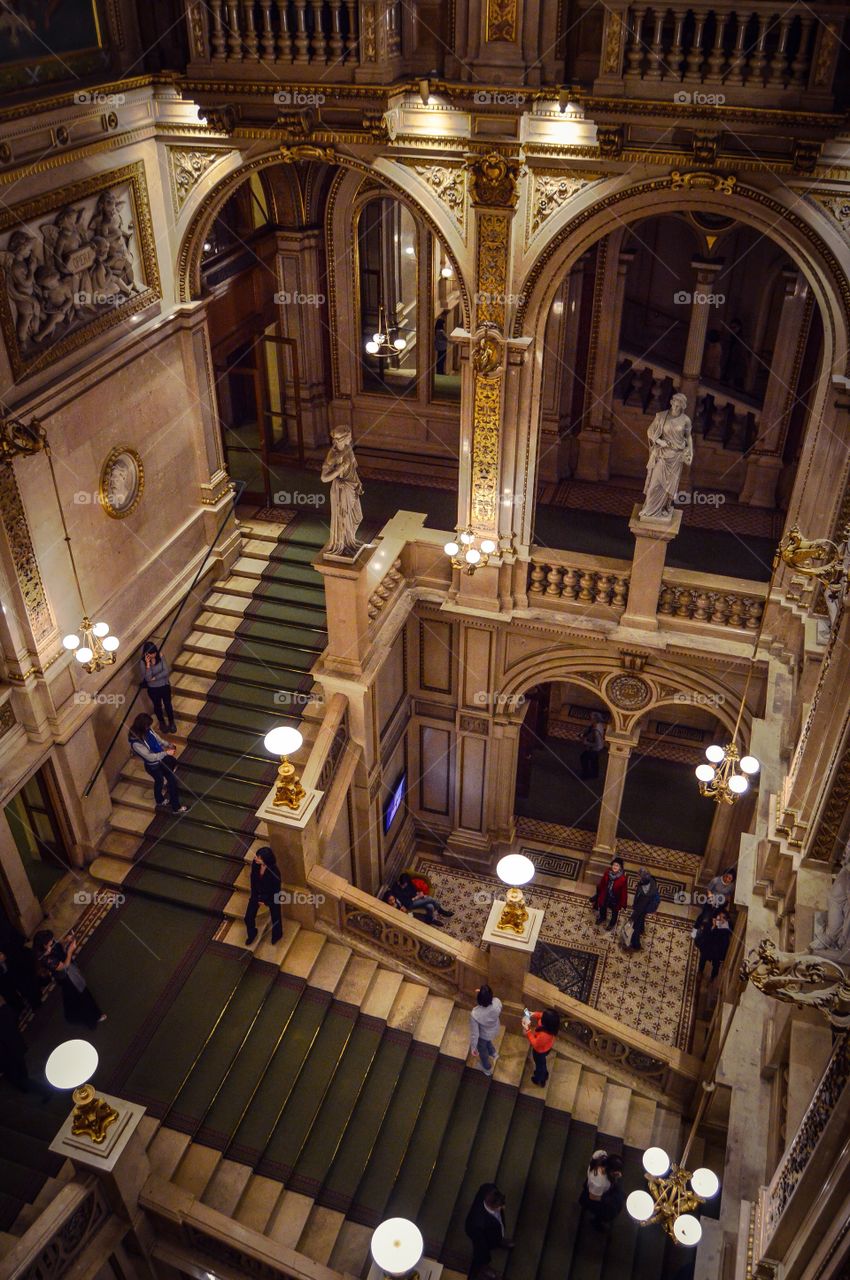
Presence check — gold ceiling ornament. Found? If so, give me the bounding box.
[471,325,502,377]
[279,143,336,164]
[741,938,850,1030]
[0,407,46,462]
[777,523,850,621]
[606,673,652,711]
[467,151,521,208]
[486,0,518,42]
[166,147,228,217]
[408,162,467,238]
[670,170,737,193]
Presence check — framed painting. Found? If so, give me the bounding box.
[0,162,162,382]
[0,1,110,92]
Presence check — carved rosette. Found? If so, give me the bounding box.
[606,673,652,711]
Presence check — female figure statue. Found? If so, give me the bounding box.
[321,428,364,556]
[639,392,693,521]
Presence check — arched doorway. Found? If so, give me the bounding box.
[515,680,610,835]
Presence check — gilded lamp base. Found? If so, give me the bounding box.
[273,756,306,810]
[644,1166,703,1239]
[71,1083,119,1145]
[496,887,529,934]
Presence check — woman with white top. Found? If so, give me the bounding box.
[469,984,502,1076]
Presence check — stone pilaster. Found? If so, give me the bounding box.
[620,506,682,631]
[679,257,725,409]
[593,729,638,858]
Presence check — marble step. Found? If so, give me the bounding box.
[597,1082,633,1141]
[10,1165,75,1235]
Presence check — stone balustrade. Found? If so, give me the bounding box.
[367,556,404,624]
[528,551,631,617]
[187,0,379,70]
[617,351,759,454]
[658,570,766,631]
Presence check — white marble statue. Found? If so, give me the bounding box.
[812,842,850,966]
[321,428,364,556]
[639,392,693,521]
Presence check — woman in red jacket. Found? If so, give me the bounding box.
[523,1008,560,1085]
[594,858,628,932]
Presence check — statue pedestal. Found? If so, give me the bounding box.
[255,785,323,919]
[620,505,682,631]
[50,1094,149,1227]
[482,900,544,1005]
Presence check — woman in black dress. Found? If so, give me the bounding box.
[34,929,106,1029]
[245,847,283,946]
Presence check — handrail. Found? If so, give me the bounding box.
[82,480,243,797]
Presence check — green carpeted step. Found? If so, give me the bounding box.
[503,1107,573,1280]
[318,1030,412,1212]
[567,1203,609,1280]
[417,1068,492,1253]
[189,706,300,745]
[286,1018,386,1198]
[122,946,249,1113]
[536,1124,598,1280]
[493,1093,546,1246]
[243,598,327,630]
[228,985,333,1169]
[164,764,266,810]
[440,1083,520,1268]
[168,961,279,1134]
[273,515,330,547]
[0,1121,64,1177]
[203,668,310,703]
[0,1090,67,1143]
[243,576,326,611]
[197,976,305,1151]
[212,616,325,651]
[349,1042,441,1226]
[250,1001,358,1179]
[141,817,252,854]
[178,746,274,786]
[631,1209,673,1280]
[216,636,318,672]
[598,1146,644,1280]
[261,560,324,590]
[268,542,322,566]
[122,865,230,914]
[384,1056,465,1221]
[0,1152,44,1204]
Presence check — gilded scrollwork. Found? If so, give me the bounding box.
[475,211,510,331]
[486,0,518,42]
[471,326,502,377]
[670,170,737,193]
[0,461,54,647]
[167,148,227,217]
[742,937,850,1028]
[467,151,521,209]
[470,374,502,526]
[409,162,467,238]
[528,169,604,240]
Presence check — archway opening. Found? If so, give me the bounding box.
[515,681,610,835]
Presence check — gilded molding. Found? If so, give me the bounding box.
[0,464,54,647]
[167,147,231,217]
[601,11,626,74]
[0,701,14,738]
[470,374,502,526]
[527,168,605,242]
[670,170,737,193]
[467,152,521,209]
[475,211,510,330]
[486,0,518,42]
[809,192,850,239]
[808,740,850,863]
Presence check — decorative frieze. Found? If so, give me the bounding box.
[527,169,604,241]
[409,162,467,239]
[167,147,227,216]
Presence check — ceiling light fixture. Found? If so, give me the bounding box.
[365,303,407,358]
[695,669,759,804]
[444,528,499,575]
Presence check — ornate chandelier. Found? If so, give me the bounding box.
[443,527,498,574]
[364,303,407,358]
[695,667,759,803]
[627,1146,720,1244]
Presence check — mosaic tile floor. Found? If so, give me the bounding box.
[413,857,699,1051]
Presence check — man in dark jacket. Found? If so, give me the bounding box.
[628,869,661,951]
[696,908,733,980]
[465,1183,512,1279]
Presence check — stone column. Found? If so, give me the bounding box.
[620,506,682,631]
[490,719,521,844]
[0,811,42,934]
[275,229,330,449]
[739,269,811,509]
[575,232,632,482]
[679,258,725,410]
[592,729,638,859]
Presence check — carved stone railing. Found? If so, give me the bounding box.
[617,350,759,453]
[2,1180,115,1280]
[187,0,361,68]
[299,691,351,823]
[598,3,846,109]
[658,568,767,632]
[755,1032,850,1267]
[528,549,631,618]
[368,556,404,625]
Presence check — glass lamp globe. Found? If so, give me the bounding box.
[705,744,725,764]
[459,530,474,545]
[444,541,459,557]
[45,1039,98,1090]
[465,548,481,565]
[673,1213,703,1246]
[728,774,748,794]
[496,853,535,887]
[92,621,110,638]
[365,340,380,355]
[642,1146,670,1177]
[441,265,453,278]
[63,633,80,651]
[393,337,407,351]
[404,245,416,256]
[739,755,760,775]
[264,726,303,758]
[102,636,119,652]
[75,647,93,664]
[695,764,715,783]
[626,1190,655,1222]
[691,1167,720,1199]
[370,1218,424,1278]
[480,538,496,555]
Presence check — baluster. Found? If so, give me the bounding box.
[728,597,746,628]
[258,0,276,56]
[658,585,676,615]
[210,0,228,58]
[344,0,358,57]
[595,574,612,606]
[293,0,311,60]
[746,599,763,630]
[613,577,629,611]
[705,10,728,80]
[562,568,580,600]
[626,6,649,75]
[684,10,707,79]
[241,0,260,56]
[693,591,710,620]
[311,0,329,60]
[710,594,729,625]
[749,12,770,83]
[529,564,546,594]
[275,0,295,58]
[675,589,692,619]
[545,565,564,595]
[578,571,595,603]
[791,15,813,85]
[225,1,243,58]
[645,7,668,80]
[668,7,688,79]
[328,0,345,57]
[725,12,749,84]
[767,15,793,85]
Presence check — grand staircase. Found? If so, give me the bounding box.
[139,921,709,1280]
